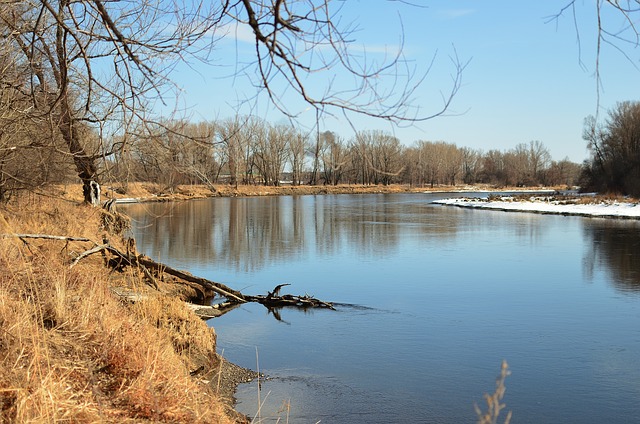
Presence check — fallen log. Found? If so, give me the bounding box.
[3,233,336,316]
[75,241,335,313]
[132,254,336,311]
[109,287,240,319]
[134,255,247,303]
[1,233,93,242]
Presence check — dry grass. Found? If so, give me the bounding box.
[0,196,237,423]
[44,181,573,205]
[57,182,557,203]
[475,361,512,424]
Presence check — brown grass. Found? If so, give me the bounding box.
[51,182,569,204]
[0,196,238,423]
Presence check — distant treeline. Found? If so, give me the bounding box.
[104,117,582,191]
[580,101,640,197]
[6,111,617,201]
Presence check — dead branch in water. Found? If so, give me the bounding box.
[132,253,336,312]
[2,233,335,316]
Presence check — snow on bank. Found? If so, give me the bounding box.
[433,196,640,219]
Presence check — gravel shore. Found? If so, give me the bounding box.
[214,359,260,403]
[210,358,260,422]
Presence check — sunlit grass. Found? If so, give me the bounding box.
[0,196,234,422]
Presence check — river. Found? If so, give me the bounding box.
[122,192,640,423]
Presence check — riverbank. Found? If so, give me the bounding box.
[434,193,640,219]
[53,181,564,203]
[0,196,253,422]
[0,183,568,422]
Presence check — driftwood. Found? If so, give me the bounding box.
[131,252,335,313]
[133,255,247,303]
[109,287,238,319]
[1,233,335,317]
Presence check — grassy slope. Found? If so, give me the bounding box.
[0,196,238,423]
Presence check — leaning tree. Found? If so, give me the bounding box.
[0,0,465,204]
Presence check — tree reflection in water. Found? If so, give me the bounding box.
[123,194,460,273]
[583,220,640,293]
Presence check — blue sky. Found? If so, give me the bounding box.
[168,1,640,163]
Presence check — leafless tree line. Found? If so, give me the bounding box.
[106,117,581,190]
[1,1,631,201]
[0,0,463,204]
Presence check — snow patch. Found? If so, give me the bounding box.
[433,196,640,219]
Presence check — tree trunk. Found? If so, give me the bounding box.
[59,102,101,206]
[54,4,100,206]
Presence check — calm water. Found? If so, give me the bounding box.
[123,193,640,423]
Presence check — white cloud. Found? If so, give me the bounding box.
[217,22,256,44]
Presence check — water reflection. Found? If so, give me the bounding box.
[582,220,640,293]
[122,193,640,423]
[122,193,640,295]
[123,194,462,272]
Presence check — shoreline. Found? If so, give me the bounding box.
[433,194,640,220]
[0,198,246,422]
[13,182,631,421]
[60,182,564,204]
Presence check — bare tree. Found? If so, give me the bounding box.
[504,147,528,187]
[0,0,225,203]
[371,132,404,186]
[233,1,465,123]
[543,158,582,187]
[480,149,507,187]
[217,117,245,188]
[460,147,482,184]
[309,130,327,185]
[320,132,348,186]
[441,143,463,186]
[288,129,308,186]
[253,123,290,186]
[169,121,219,187]
[351,131,376,185]
[0,1,464,203]
[581,101,640,195]
[415,141,452,188]
[527,140,552,182]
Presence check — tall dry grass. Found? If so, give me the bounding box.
[0,196,236,422]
